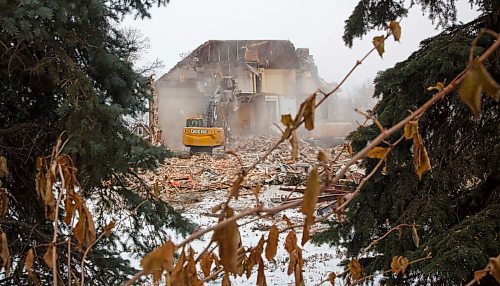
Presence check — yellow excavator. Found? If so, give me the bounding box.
[183,79,238,153]
[182,116,225,153]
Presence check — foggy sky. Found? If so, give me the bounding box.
[123,0,479,91]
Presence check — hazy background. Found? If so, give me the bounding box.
[123,0,480,93]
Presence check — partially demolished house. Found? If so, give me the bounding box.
[155,40,343,148]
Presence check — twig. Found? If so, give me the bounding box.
[50,164,67,286]
[336,135,404,212]
[67,214,75,286]
[81,199,149,286]
[355,108,385,133]
[202,267,224,282]
[469,29,498,62]
[122,270,144,286]
[315,270,349,286]
[352,253,432,285]
[362,223,420,253]
[195,241,214,263]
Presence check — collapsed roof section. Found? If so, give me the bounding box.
[158,40,310,82]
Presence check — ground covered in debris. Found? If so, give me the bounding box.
[137,135,363,285]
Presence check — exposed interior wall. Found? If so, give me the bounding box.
[227,102,251,136]
[234,73,253,93]
[262,69,296,96]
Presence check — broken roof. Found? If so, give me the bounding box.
[158,40,300,81]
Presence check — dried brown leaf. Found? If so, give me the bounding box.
[301,222,310,246]
[348,259,362,280]
[391,256,409,274]
[200,253,213,278]
[25,249,34,272]
[287,249,298,276]
[141,239,176,274]
[0,191,9,218]
[301,167,320,218]
[257,257,267,286]
[210,204,222,214]
[303,94,316,130]
[294,248,304,286]
[477,61,500,100]
[44,173,55,220]
[238,248,247,278]
[265,225,279,261]
[0,156,8,177]
[404,121,418,140]
[246,236,264,278]
[389,21,401,41]
[281,114,294,127]
[103,220,116,237]
[0,232,10,275]
[230,176,243,199]
[411,132,431,179]
[284,230,297,254]
[317,150,331,163]
[213,207,241,274]
[427,82,445,92]
[222,272,231,286]
[255,235,265,257]
[25,248,38,284]
[283,215,293,228]
[252,184,262,201]
[459,64,483,117]
[64,193,77,225]
[187,247,202,286]
[152,269,162,285]
[43,246,55,269]
[347,143,353,156]
[328,272,336,285]
[372,36,385,58]
[416,139,431,179]
[474,269,488,284]
[488,255,500,283]
[169,247,186,285]
[74,200,96,249]
[411,225,420,248]
[290,130,299,162]
[366,147,388,159]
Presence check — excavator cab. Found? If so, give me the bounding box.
[186,118,204,128]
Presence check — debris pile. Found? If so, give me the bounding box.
[137,135,363,197]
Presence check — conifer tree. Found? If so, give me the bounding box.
[0,0,194,284]
[315,1,499,285]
